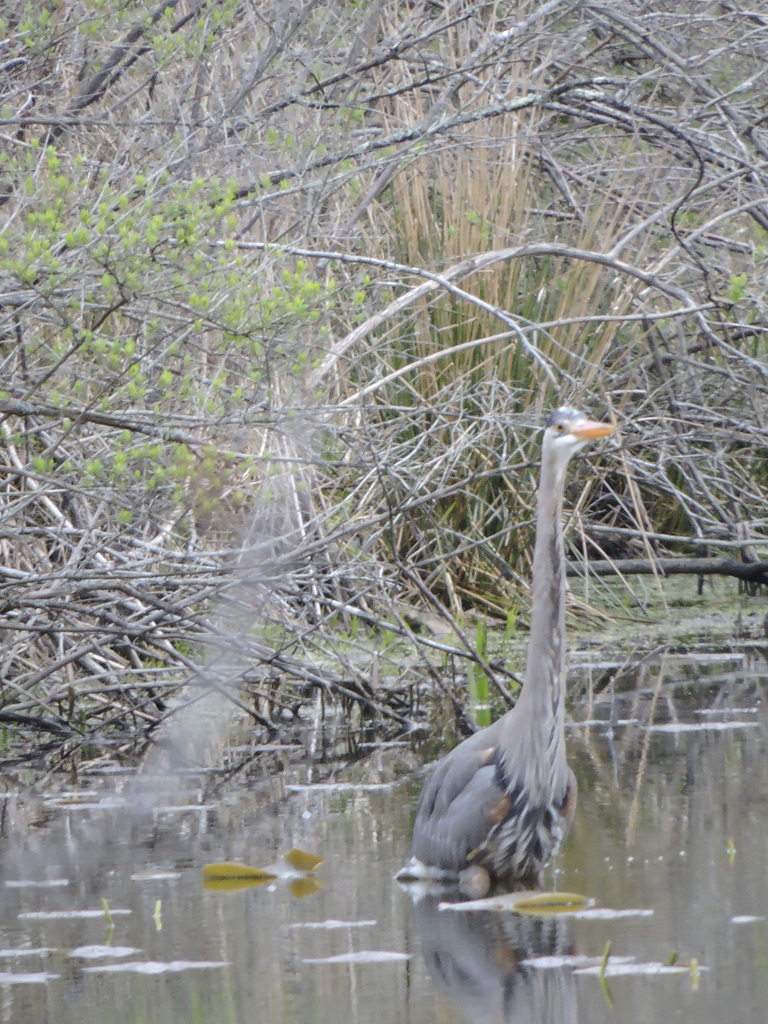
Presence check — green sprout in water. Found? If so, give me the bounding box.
[467,617,490,727]
[598,939,613,1008]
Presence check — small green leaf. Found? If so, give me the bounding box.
[100,897,114,925]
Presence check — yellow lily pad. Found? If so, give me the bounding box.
[202,862,277,881]
[512,891,592,914]
[440,890,593,914]
[284,849,324,873]
[288,876,324,898]
[202,876,272,893]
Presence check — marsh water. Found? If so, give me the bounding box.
[2,649,768,1024]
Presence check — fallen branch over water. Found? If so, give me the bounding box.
[568,557,768,587]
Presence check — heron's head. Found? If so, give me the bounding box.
[542,407,613,471]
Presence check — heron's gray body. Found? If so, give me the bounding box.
[410,716,576,885]
[401,407,610,892]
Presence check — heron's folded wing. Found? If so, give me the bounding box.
[413,745,511,870]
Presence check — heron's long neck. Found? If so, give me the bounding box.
[519,451,568,726]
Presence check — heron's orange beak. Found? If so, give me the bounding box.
[569,419,614,440]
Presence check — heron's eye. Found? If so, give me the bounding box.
[555,423,565,434]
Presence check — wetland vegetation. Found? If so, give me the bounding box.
[4,8,768,1021]
[1,0,768,772]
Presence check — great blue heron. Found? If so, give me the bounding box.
[398,407,613,896]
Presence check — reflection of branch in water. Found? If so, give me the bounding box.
[625,656,666,845]
[415,896,577,1024]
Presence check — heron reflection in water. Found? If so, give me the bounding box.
[415,895,577,1024]
[398,407,613,895]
